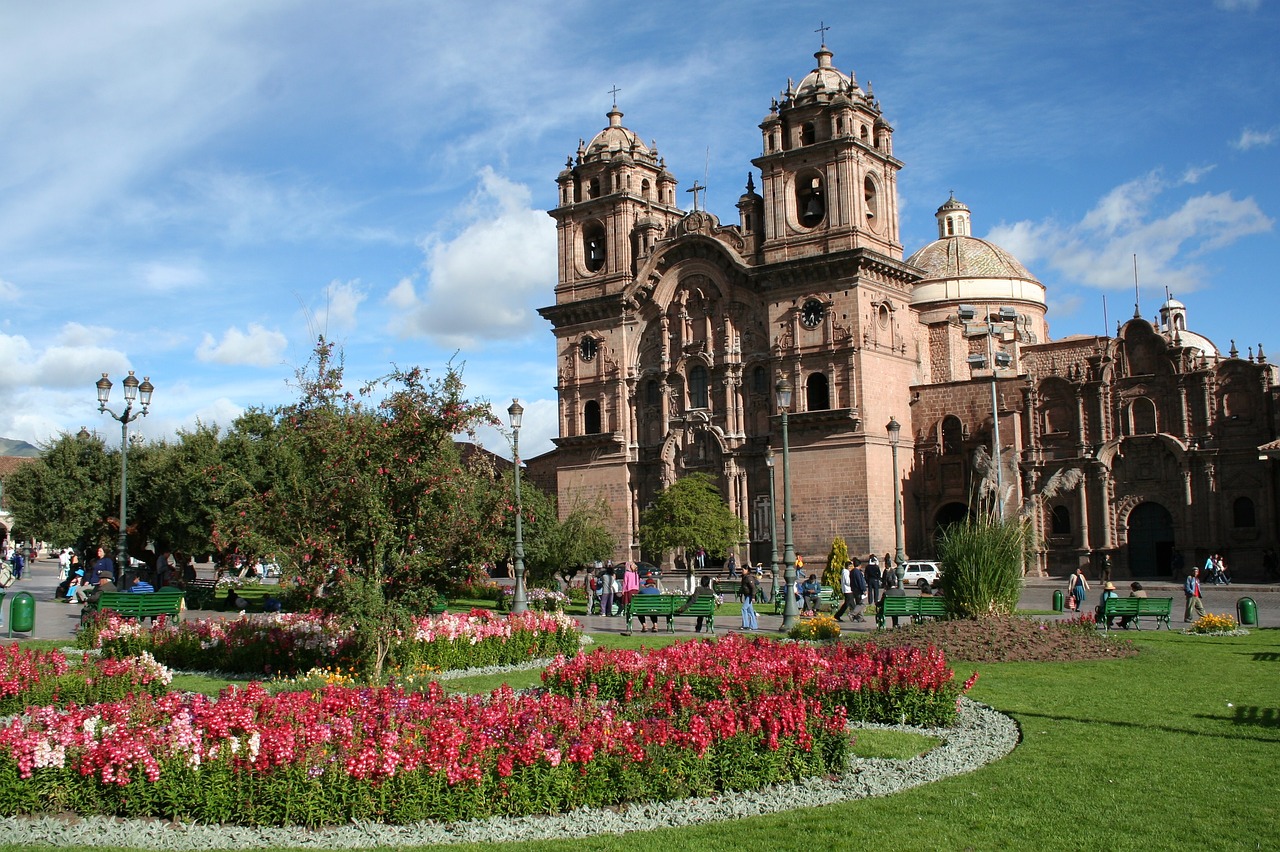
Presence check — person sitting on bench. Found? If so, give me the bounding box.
[675,575,716,633]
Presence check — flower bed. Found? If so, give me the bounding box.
[542,634,975,728]
[0,645,172,715]
[79,609,582,677]
[0,679,845,826]
[1186,612,1248,636]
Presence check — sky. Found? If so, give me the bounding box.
[2,0,1277,460]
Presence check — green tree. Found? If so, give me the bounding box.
[824,536,849,587]
[638,473,746,565]
[131,423,226,558]
[4,432,116,550]
[520,494,614,586]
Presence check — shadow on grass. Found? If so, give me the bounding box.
[1017,710,1280,744]
[1248,651,1280,662]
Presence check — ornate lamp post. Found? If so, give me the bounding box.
[887,416,907,568]
[96,371,154,572]
[766,446,779,605]
[508,399,528,615]
[776,376,798,631]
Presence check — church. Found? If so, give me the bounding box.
[527,44,1280,580]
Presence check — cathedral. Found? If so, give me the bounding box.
[527,44,1280,580]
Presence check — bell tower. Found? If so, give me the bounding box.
[549,106,683,305]
[753,45,904,263]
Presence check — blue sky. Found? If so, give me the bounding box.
[2,0,1276,460]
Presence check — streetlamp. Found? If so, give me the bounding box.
[962,305,1015,519]
[96,371,154,574]
[507,399,528,615]
[766,446,780,605]
[887,416,907,569]
[776,376,798,631]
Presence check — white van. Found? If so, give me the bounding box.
[900,560,942,590]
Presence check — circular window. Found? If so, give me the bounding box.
[878,303,890,328]
[579,338,598,362]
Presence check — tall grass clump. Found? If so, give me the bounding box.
[937,517,1028,618]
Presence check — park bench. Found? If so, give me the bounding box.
[774,584,840,615]
[92,590,185,621]
[875,595,949,629]
[426,597,449,615]
[184,579,219,610]
[624,594,677,633]
[1098,596,1173,633]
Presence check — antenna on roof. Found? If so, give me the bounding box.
[1102,294,1109,337]
[1132,254,1141,319]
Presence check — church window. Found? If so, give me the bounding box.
[1223,390,1253,420]
[941,415,963,456]
[1051,505,1072,536]
[801,122,816,146]
[688,364,709,409]
[1233,497,1256,528]
[584,400,602,435]
[1130,397,1157,435]
[588,177,600,199]
[796,171,825,228]
[646,379,660,407]
[752,365,768,395]
[641,178,651,199]
[806,372,830,411]
[583,221,607,272]
[946,217,954,236]
[860,125,868,141]
[864,175,879,228]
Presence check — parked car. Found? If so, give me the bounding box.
[900,560,943,590]
[636,562,662,581]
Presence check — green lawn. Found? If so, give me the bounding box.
[7,624,1278,850]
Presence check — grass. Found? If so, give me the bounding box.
[849,729,941,760]
[9,621,1278,850]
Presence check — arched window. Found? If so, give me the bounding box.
[860,125,869,141]
[863,175,879,228]
[646,379,660,407]
[688,364,709,409]
[584,400,602,435]
[751,365,768,395]
[796,171,825,228]
[1233,497,1256,528]
[582,222,606,272]
[806,372,830,411]
[1051,505,1072,536]
[1131,397,1157,435]
[941,415,963,456]
[800,122,816,145]
[588,177,600,199]
[641,178,651,199]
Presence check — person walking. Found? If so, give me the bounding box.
[1068,566,1089,612]
[599,566,619,617]
[866,557,883,606]
[834,560,855,622]
[851,560,869,622]
[1184,566,1206,622]
[738,566,758,631]
[620,561,640,612]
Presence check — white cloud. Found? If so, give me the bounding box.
[307,279,367,336]
[1180,164,1215,184]
[987,170,1273,294]
[388,168,556,348]
[0,277,17,301]
[1233,127,1277,151]
[196,323,287,367]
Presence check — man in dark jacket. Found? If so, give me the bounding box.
[850,561,869,622]
[676,575,716,633]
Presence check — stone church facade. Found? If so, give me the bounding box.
[528,45,1280,579]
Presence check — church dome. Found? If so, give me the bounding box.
[907,236,1036,281]
[791,46,863,107]
[584,107,649,163]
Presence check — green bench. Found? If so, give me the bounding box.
[184,579,219,609]
[625,594,716,634]
[1097,596,1173,633]
[775,584,840,615]
[426,597,449,615]
[875,595,948,629]
[92,590,185,621]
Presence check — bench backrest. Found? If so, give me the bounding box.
[1137,597,1173,616]
[96,591,185,615]
[879,596,917,616]
[627,595,677,614]
[678,596,716,616]
[916,597,948,617]
[1101,597,1141,615]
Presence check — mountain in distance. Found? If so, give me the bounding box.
[0,438,40,458]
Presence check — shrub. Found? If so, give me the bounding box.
[0,645,172,714]
[936,517,1028,618]
[1190,612,1238,634]
[824,536,849,588]
[788,614,842,641]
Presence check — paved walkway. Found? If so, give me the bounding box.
[2,558,1274,642]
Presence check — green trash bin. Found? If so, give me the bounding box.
[8,591,35,637]
[1053,589,1064,612]
[1236,597,1257,627]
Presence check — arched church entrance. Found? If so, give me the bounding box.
[932,502,969,549]
[1127,502,1175,577]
